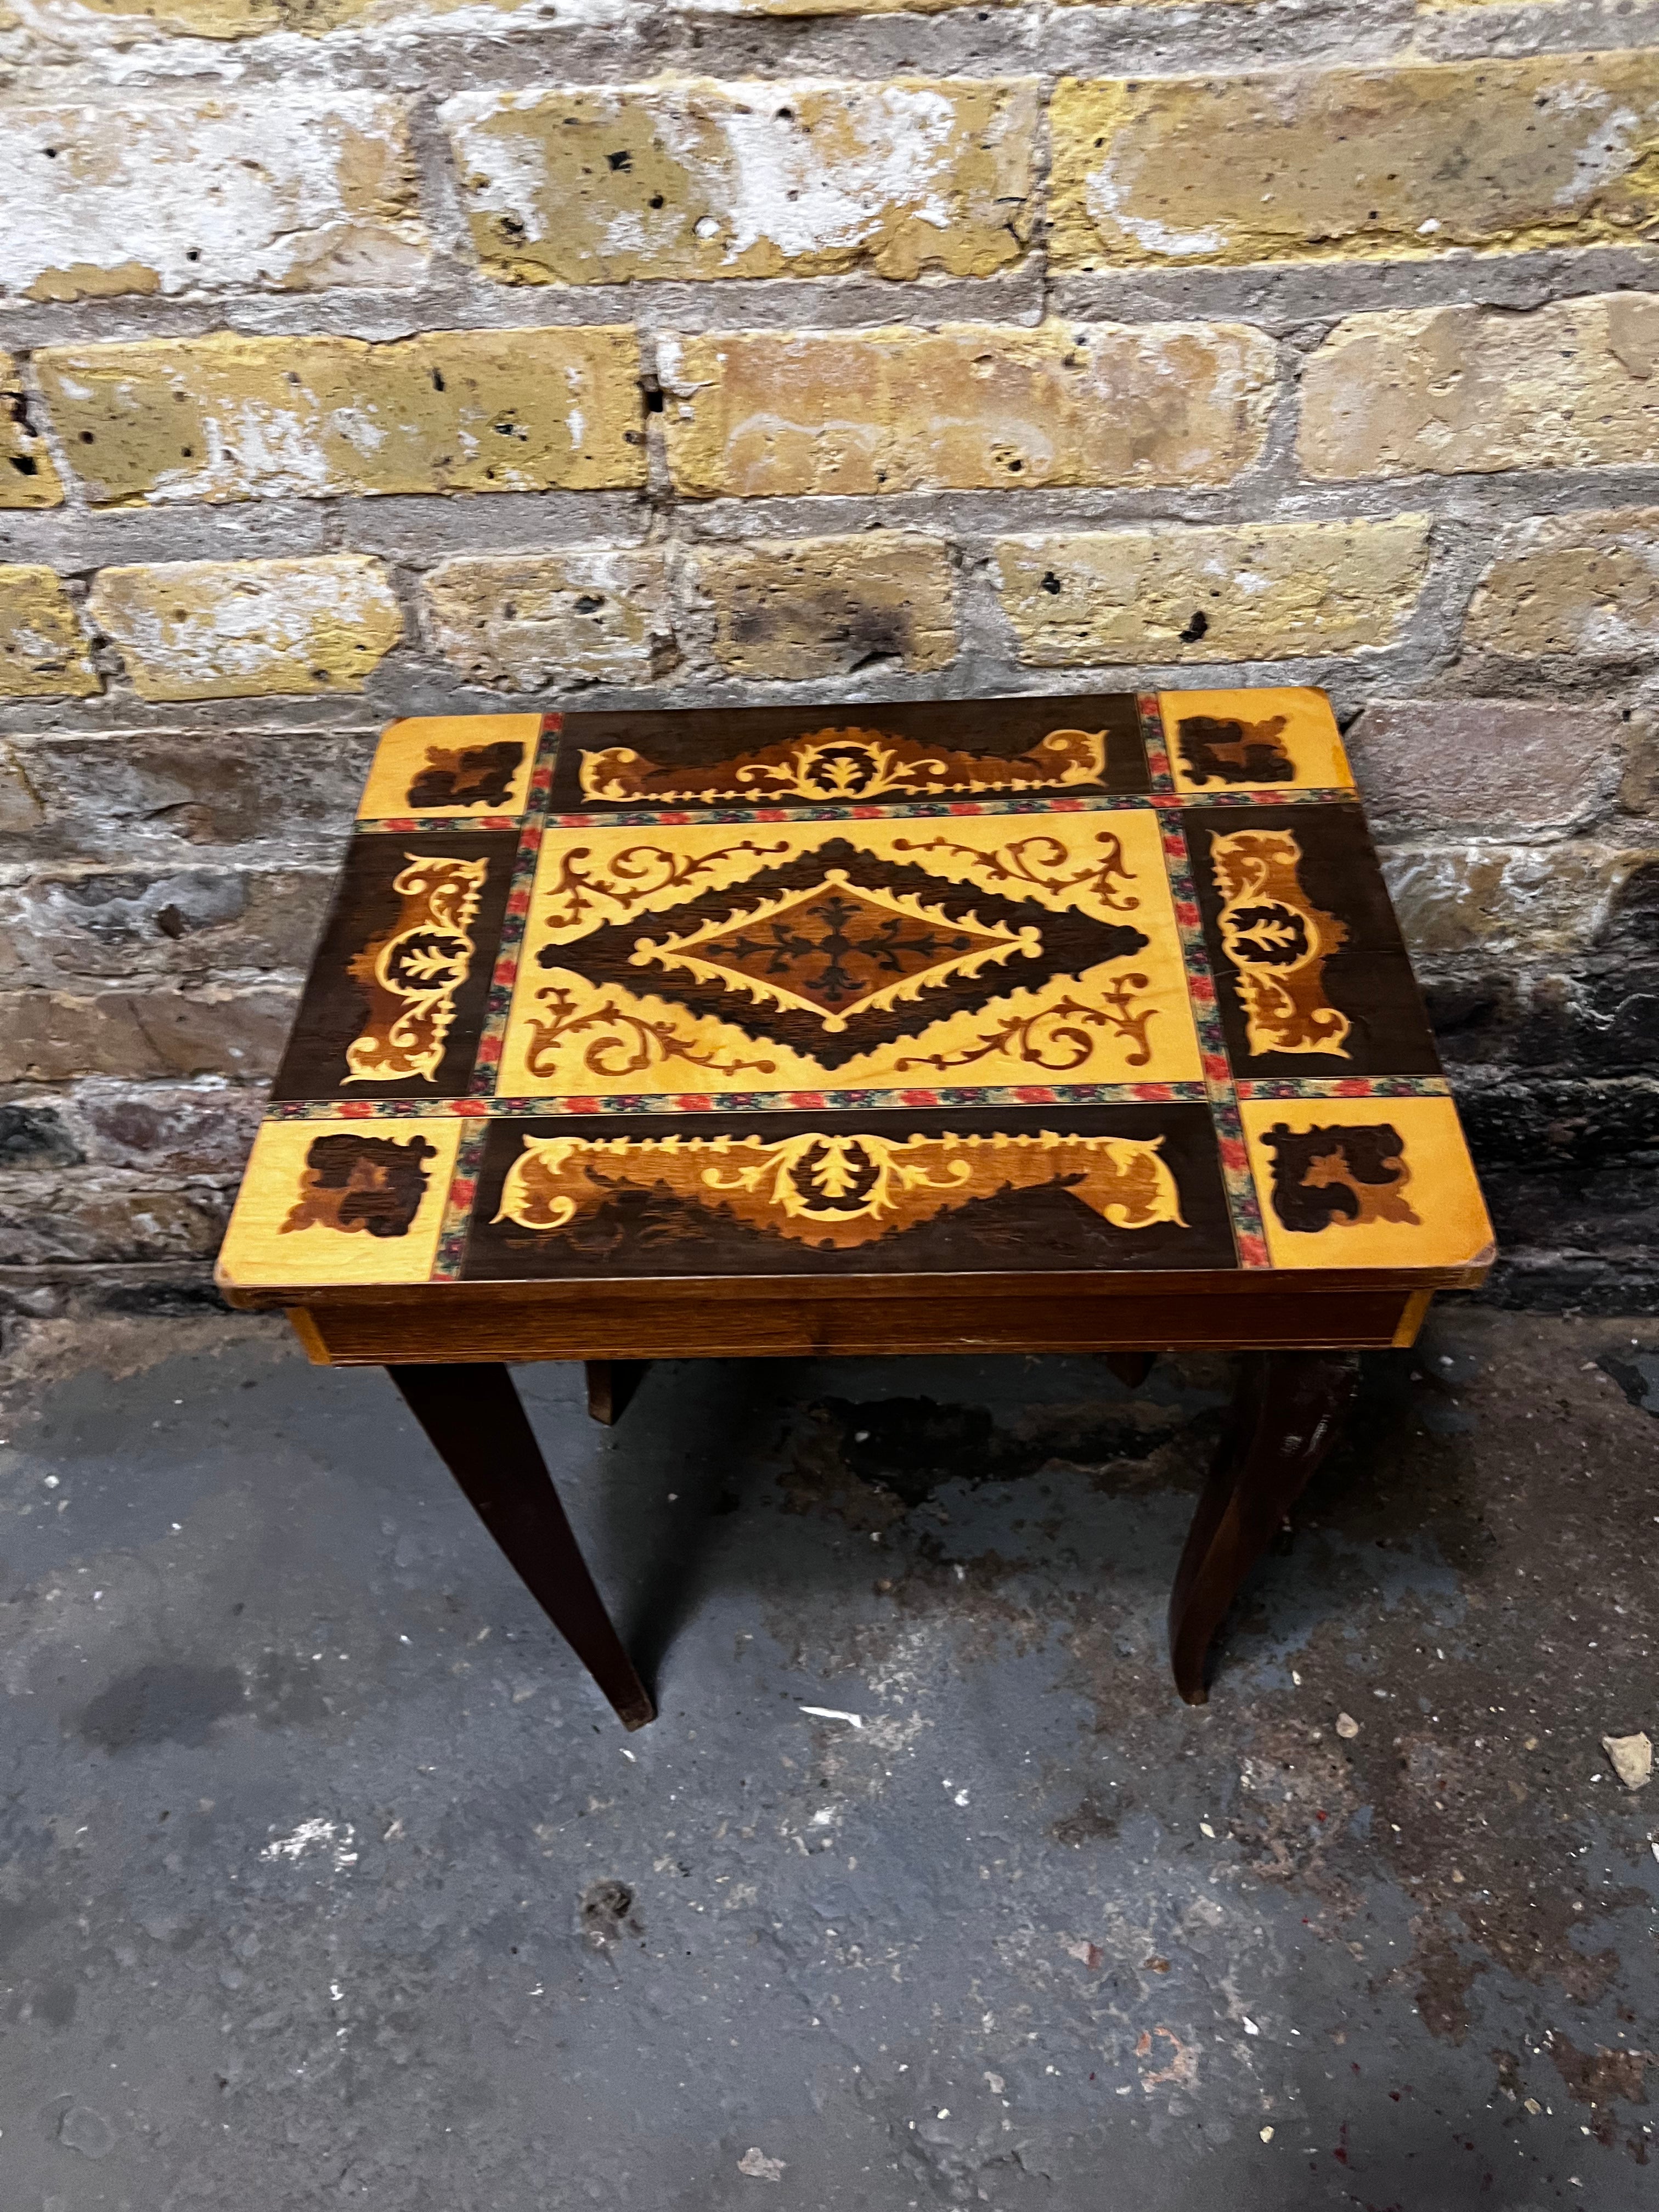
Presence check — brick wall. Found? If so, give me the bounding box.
[1,0,1656,1317]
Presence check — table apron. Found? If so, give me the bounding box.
[283,1284,1435,1365]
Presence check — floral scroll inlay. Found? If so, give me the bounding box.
[577,724,1108,805]
[504,808,1203,1096]
[345,854,488,1084]
[1208,828,1350,1059]
[1176,712,1294,788]
[284,1132,437,1238]
[494,1127,1184,1250]
[1261,1122,1419,1234]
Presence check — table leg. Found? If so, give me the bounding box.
[1167,1350,1359,1706]
[388,1363,656,1731]
[1103,1351,1155,1391]
[585,1359,650,1427]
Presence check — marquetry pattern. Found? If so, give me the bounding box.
[219,690,1493,1294]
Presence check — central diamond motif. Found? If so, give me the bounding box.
[537,836,1153,1074]
[630,869,1040,1033]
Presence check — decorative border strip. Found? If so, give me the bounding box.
[1235,1075,1451,1101]
[263,1076,1449,1125]
[1149,788,1354,812]
[466,719,564,1098]
[431,1119,490,1282]
[1157,809,1269,1269]
[355,812,522,835]
[529,712,561,819]
[262,1079,1214,1125]
[1137,691,1175,796]
[522,786,1355,835]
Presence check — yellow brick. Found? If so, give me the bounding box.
[1,94,427,303]
[36,328,646,506]
[420,548,675,689]
[661,320,1276,498]
[55,0,291,29]
[731,0,1010,11]
[995,517,1431,665]
[88,557,402,701]
[1298,295,1659,481]
[697,532,956,679]
[66,0,1001,30]
[445,77,1036,285]
[0,567,97,696]
[1463,509,1659,665]
[2,351,63,507]
[1050,56,1659,268]
[56,0,384,32]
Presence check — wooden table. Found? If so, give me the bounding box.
[218,687,1493,1726]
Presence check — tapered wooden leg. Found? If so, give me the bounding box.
[388,1363,656,1730]
[1169,1350,1359,1706]
[585,1359,650,1427]
[1104,1351,1155,1391]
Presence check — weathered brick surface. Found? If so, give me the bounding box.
[0,731,374,859]
[420,548,675,691]
[35,329,646,505]
[0,567,97,698]
[87,558,402,701]
[0,866,332,984]
[14,0,1009,30]
[1408,850,1659,1088]
[661,321,1276,497]
[446,79,1036,285]
[1299,295,1659,481]
[74,1085,264,1175]
[1,94,426,303]
[1049,57,1659,269]
[0,1173,231,1267]
[0,743,45,833]
[1382,844,1642,961]
[1346,700,1622,837]
[1462,511,1659,673]
[2,352,62,509]
[24,0,370,31]
[733,0,1006,10]
[0,986,296,1085]
[1621,711,1659,820]
[697,532,957,679]
[995,516,1430,665]
[730,0,1013,10]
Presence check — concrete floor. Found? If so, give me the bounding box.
[2,1306,1657,2211]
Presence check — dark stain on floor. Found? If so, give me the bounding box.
[78,1660,247,1752]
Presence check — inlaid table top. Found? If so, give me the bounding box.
[218,687,1494,1361]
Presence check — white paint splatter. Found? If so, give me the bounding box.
[684,86,958,262]
[259,1818,358,1870]
[0,91,427,300]
[1084,163,1228,260]
[442,87,555,246]
[1537,87,1643,212]
[92,557,399,700]
[445,81,964,273]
